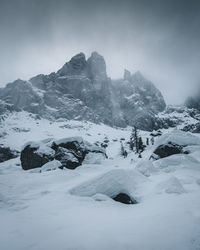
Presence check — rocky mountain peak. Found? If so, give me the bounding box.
[58,52,87,76]
[131,71,145,82]
[0,51,168,131]
[123,69,131,81]
[87,51,107,80]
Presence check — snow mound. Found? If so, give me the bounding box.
[135,160,157,176]
[157,176,186,194]
[155,129,200,147]
[83,152,105,164]
[69,169,147,199]
[153,154,200,171]
[41,160,62,172]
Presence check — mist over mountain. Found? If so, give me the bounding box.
[0,51,167,131]
[185,86,200,111]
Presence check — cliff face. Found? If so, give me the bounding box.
[0,52,166,131]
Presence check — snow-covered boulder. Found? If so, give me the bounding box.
[20,137,106,170]
[20,140,54,170]
[151,142,183,160]
[150,130,200,160]
[70,169,147,202]
[155,129,200,147]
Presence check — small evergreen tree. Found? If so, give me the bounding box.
[138,137,144,152]
[120,141,126,158]
[146,137,149,146]
[129,128,135,151]
[150,136,154,145]
[130,126,139,153]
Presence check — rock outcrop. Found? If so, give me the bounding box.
[20,137,106,170]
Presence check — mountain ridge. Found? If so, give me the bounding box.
[0,51,167,130]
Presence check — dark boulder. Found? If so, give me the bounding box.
[112,193,137,205]
[20,137,106,170]
[54,147,80,170]
[20,145,54,170]
[151,142,183,160]
[0,147,19,163]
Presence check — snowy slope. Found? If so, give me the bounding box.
[0,111,200,250]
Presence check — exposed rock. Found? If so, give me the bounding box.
[54,147,80,170]
[123,69,131,81]
[87,51,107,80]
[0,147,19,163]
[58,52,87,76]
[20,144,54,170]
[151,142,183,160]
[182,123,200,133]
[20,137,106,170]
[112,193,137,204]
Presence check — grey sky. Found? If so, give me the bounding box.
[0,0,200,104]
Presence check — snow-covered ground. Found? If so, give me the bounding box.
[0,112,200,250]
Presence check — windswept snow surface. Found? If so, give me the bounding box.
[0,111,200,250]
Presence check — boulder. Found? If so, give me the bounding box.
[112,193,137,205]
[20,144,54,170]
[0,147,19,163]
[151,142,183,160]
[20,137,106,170]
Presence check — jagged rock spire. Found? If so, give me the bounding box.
[87,51,107,79]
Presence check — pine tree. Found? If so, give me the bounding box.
[120,141,126,158]
[138,137,144,152]
[151,136,154,145]
[130,126,139,153]
[129,128,135,151]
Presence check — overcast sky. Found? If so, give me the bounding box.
[0,0,200,104]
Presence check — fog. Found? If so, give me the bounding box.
[0,0,200,104]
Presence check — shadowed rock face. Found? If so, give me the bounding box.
[112,193,137,204]
[0,52,166,131]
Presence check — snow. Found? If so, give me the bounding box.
[0,111,200,250]
[83,152,105,164]
[54,136,84,145]
[40,160,62,172]
[70,169,147,198]
[155,129,200,147]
